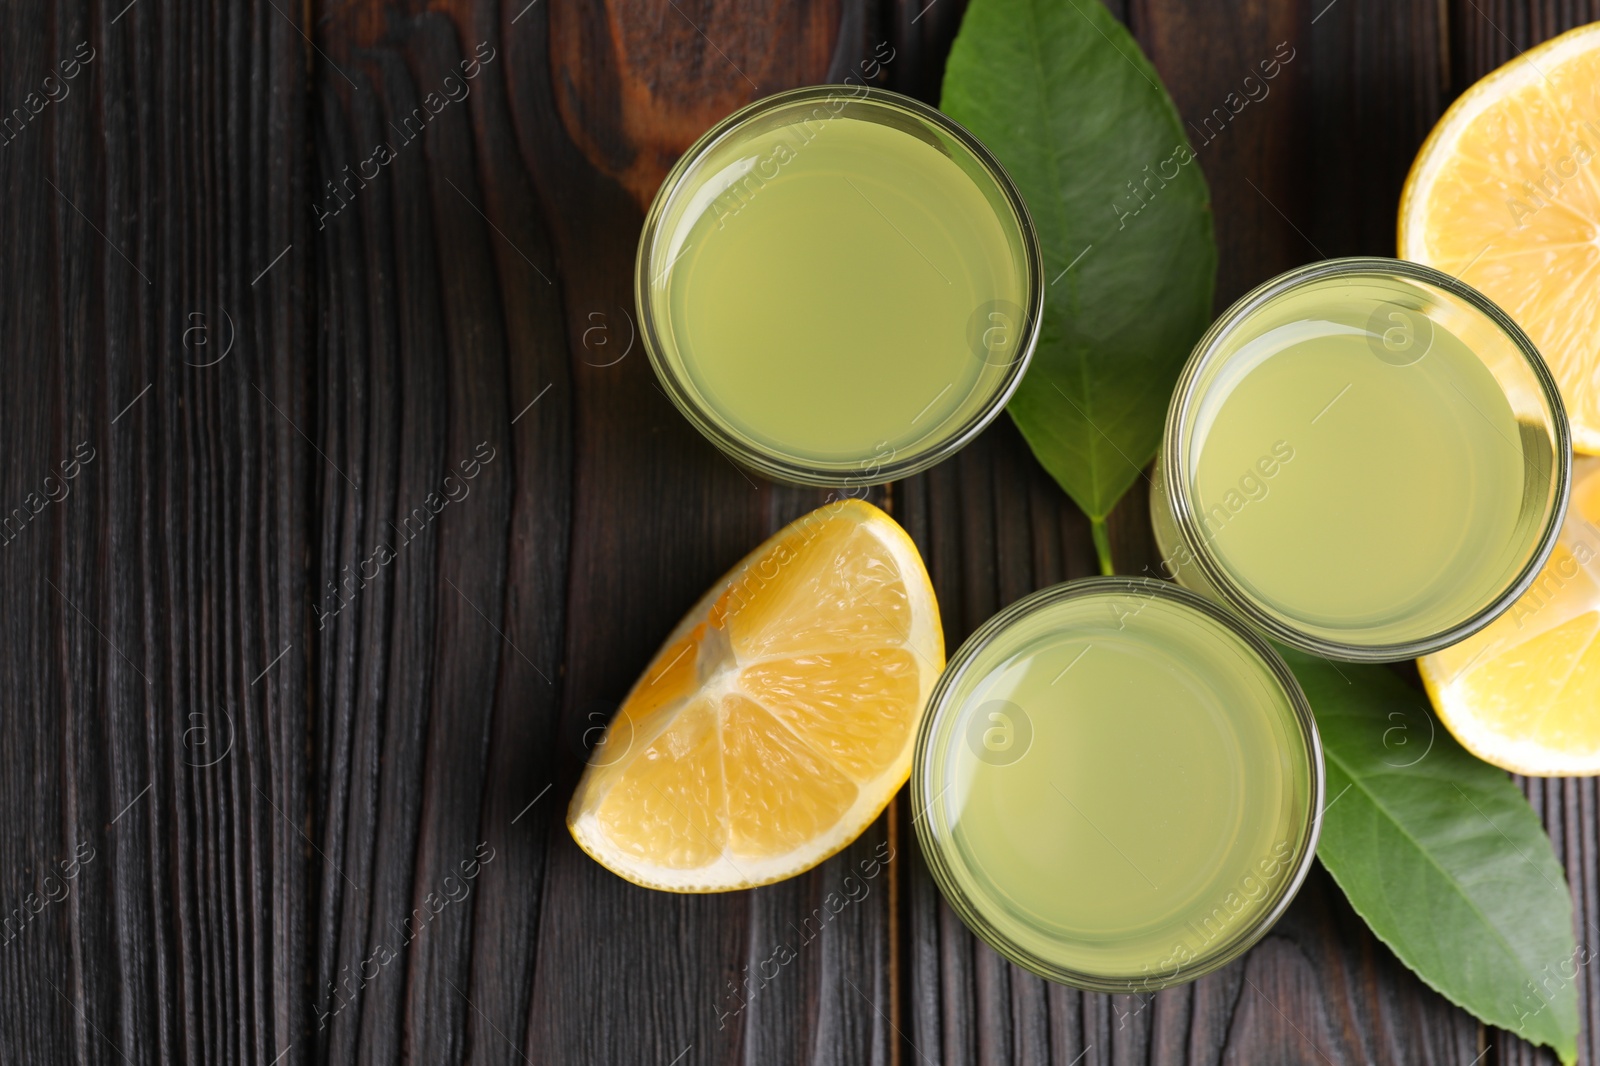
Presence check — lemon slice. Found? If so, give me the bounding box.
[1420,456,1600,775]
[567,499,944,891]
[1398,20,1600,453]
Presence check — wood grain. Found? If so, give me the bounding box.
[0,3,315,1065]
[1,0,1597,1063]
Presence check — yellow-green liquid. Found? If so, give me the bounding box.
[646,96,1030,466]
[921,585,1316,985]
[1182,275,1546,646]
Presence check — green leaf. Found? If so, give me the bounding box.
[939,0,1216,551]
[1284,649,1579,1063]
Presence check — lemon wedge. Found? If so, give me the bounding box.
[1399,20,1600,452]
[567,499,943,890]
[1420,457,1600,774]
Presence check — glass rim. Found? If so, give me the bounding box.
[1161,256,1573,663]
[911,576,1325,993]
[634,84,1045,488]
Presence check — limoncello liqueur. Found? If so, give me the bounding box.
[913,579,1321,990]
[638,86,1040,485]
[1155,259,1569,658]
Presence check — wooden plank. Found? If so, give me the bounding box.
[0,2,315,1064]
[485,1,900,1064]
[304,9,569,1066]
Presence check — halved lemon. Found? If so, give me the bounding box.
[1420,456,1600,775]
[1398,20,1600,453]
[567,499,943,891]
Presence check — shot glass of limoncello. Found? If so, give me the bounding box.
[637,86,1042,486]
[1153,257,1570,661]
[913,578,1322,991]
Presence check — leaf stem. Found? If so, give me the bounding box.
[1091,517,1114,576]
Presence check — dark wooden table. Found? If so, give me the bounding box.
[5,0,1599,1062]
